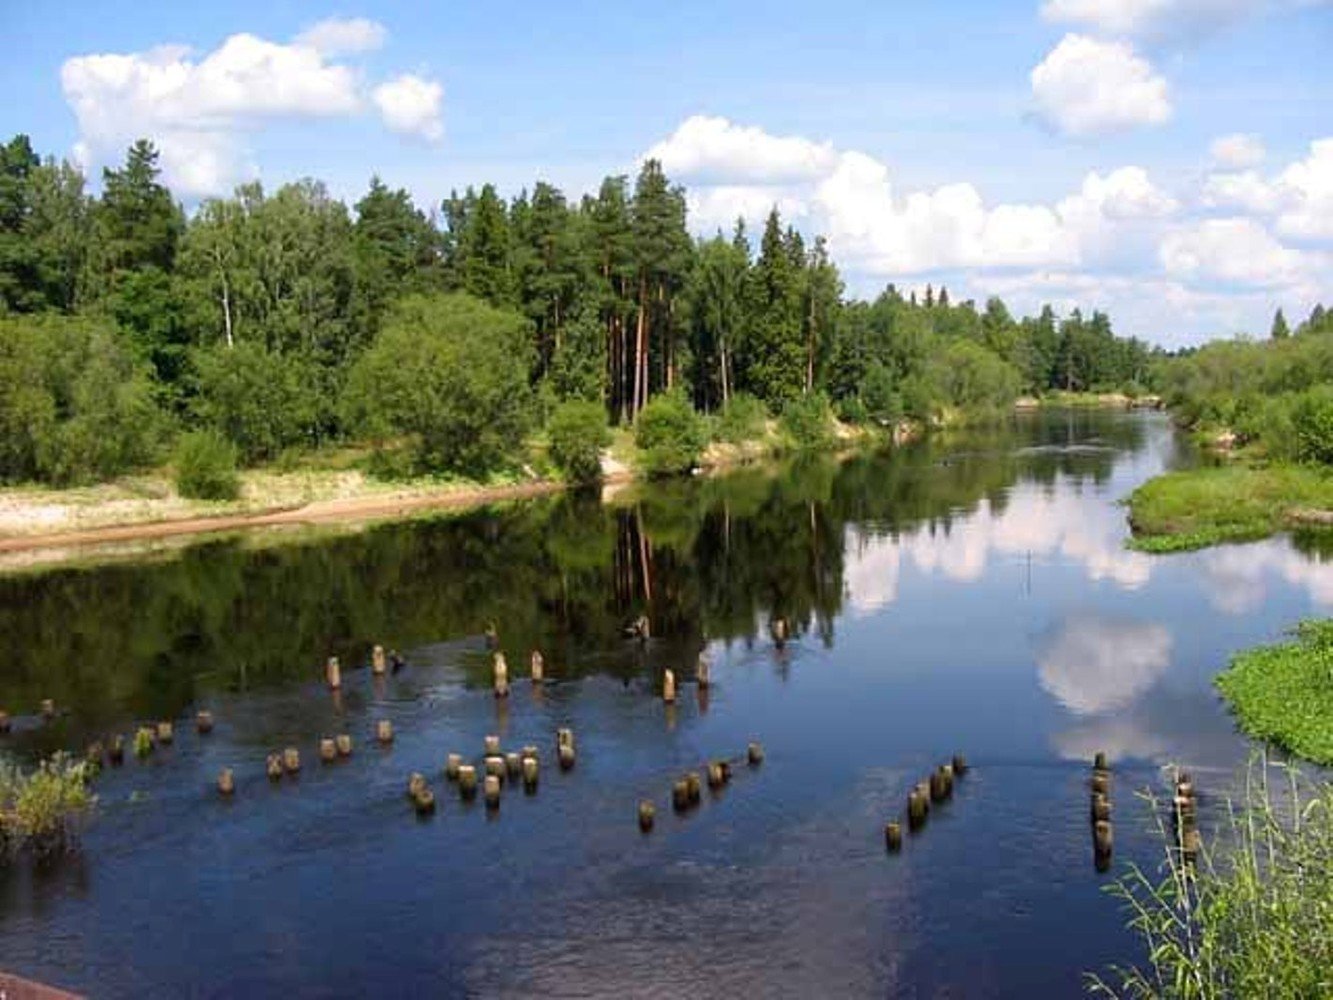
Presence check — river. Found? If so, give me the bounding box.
[0,408,1328,997]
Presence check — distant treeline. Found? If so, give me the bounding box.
[0,133,1155,486]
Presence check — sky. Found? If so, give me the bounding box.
[2,0,1330,346]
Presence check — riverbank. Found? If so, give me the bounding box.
[1215,619,1333,764]
[1125,462,1333,552]
[0,419,885,568]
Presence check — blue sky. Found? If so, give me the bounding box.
[3,0,1330,344]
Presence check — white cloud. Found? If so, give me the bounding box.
[1037,615,1172,715]
[1210,132,1266,169]
[686,185,809,236]
[644,114,838,184]
[1275,138,1333,241]
[1030,34,1172,136]
[1202,170,1282,213]
[295,17,388,56]
[372,74,444,142]
[1041,0,1280,41]
[61,27,437,197]
[1160,217,1308,286]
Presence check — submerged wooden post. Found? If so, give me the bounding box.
[413,787,436,815]
[639,800,656,832]
[196,710,214,734]
[672,779,690,813]
[376,719,394,745]
[884,822,903,852]
[134,727,154,758]
[484,734,501,756]
[320,738,337,763]
[326,656,341,690]
[908,789,928,830]
[530,650,544,683]
[371,645,386,676]
[952,754,968,776]
[1091,772,1110,796]
[266,753,284,780]
[747,741,764,766]
[521,756,539,792]
[493,652,510,698]
[458,764,478,800]
[557,728,575,752]
[156,721,174,745]
[217,768,235,795]
[407,773,427,799]
[336,733,353,757]
[558,743,576,770]
[1094,820,1114,858]
[445,753,463,780]
[40,698,55,719]
[484,623,499,649]
[707,760,730,790]
[1093,751,1108,771]
[696,655,710,689]
[0,710,9,733]
[684,772,702,806]
[108,734,125,764]
[663,669,676,704]
[484,774,501,809]
[283,747,301,774]
[770,617,788,648]
[484,755,507,784]
[505,752,522,778]
[1091,792,1111,822]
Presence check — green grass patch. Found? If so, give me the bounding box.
[1216,620,1333,764]
[1125,463,1333,552]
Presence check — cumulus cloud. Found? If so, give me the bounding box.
[1041,0,1282,41]
[1210,132,1266,169]
[295,17,388,56]
[1160,217,1307,286]
[1037,614,1172,715]
[61,24,440,196]
[644,115,838,184]
[372,74,444,142]
[1030,34,1172,136]
[1275,138,1333,240]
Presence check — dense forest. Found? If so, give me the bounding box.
[0,133,1158,488]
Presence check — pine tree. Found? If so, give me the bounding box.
[1271,308,1290,340]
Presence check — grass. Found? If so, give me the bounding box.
[1089,757,1333,998]
[1125,463,1333,553]
[1215,619,1333,765]
[0,753,95,862]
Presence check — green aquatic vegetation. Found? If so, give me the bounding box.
[1125,464,1333,552]
[1090,759,1333,999]
[0,753,94,861]
[1215,620,1333,765]
[134,727,155,758]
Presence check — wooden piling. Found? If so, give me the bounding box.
[684,772,702,805]
[639,800,656,832]
[885,822,903,852]
[282,747,301,774]
[108,735,125,764]
[484,734,501,756]
[530,650,544,683]
[521,756,538,792]
[556,728,575,752]
[1093,751,1108,771]
[1091,792,1111,822]
[558,743,576,770]
[505,752,522,778]
[672,779,690,813]
[335,734,353,757]
[376,719,394,744]
[458,764,478,800]
[747,742,764,766]
[484,774,501,809]
[445,753,463,780]
[908,789,928,830]
[0,710,9,733]
[413,787,436,815]
[371,645,386,675]
[326,656,341,690]
[493,652,510,698]
[217,768,235,795]
[407,772,427,799]
[1091,772,1110,796]
[697,655,710,688]
[266,753,284,780]
[952,754,968,776]
[156,721,174,745]
[40,698,54,719]
[1094,820,1114,856]
[196,710,214,734]
[663,668,676,704]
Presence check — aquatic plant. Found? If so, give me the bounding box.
[134,727,154,758]
[1089,758,1333,998]
[1216,619,1333,764]
[0,752,95,862]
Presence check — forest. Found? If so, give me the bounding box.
[0,133,1157,490]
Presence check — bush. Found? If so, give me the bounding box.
[0,753,94,862]
[1292,385,1333,465]
[715,393,768,444]
[175,429,241,500]
[779,392,834,451]
[0,315,161,485]
[189,342,319,464]
[858,362,903,425]
[344,293,536,477]
[635,388,706,476]
[548,400,610,484]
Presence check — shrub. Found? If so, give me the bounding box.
[189,342,319,465]
[548,400,610,484]
[0,753,94,862]
[175,429,241,500]
[344,293,535,477]
[858,362,903,425]
[715,393,768,444]
[779,392,834,451]
[635,388,706,476]
[1292,385,1333,465]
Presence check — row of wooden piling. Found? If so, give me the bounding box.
[886,754,968,851]
[636,741,763,832]
[1092,752,1113,871]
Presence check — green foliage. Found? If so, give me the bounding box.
[715,393,768,444]
[189,342,318,464]
[1216,621,1333,763]
[1091,758,1333,998]
[779,392,834,451]
[174,429,240,500]
[134,727,154,758]
[1126,465,1333,552]
[0,753,93,862]
[548,400,610,484]
[635,388,706,476]
[858,361,903,425]
[344,293,535,476]
[1291,386,1333,464]
[548,311,607,402]
[0,314,160,484]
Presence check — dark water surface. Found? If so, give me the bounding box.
[1,409,1330,998]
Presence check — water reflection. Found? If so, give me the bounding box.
[1200,540,1333,614]
[1037,614,1172,716]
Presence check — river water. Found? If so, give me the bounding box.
[0,409,1329,998]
